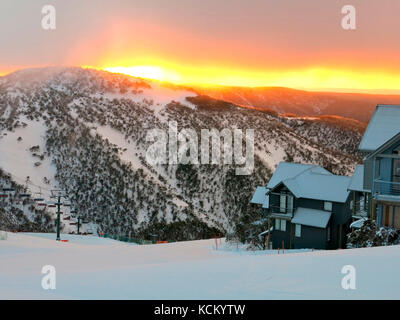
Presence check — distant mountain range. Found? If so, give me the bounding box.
[0,67,362,239]
[196,85,400,123]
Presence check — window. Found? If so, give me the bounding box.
[279,193,294,214]
[376,159,381,179]
[287,196,294,213]
[382,205,400,228]
[324,201,332,211]
[280,194,287,213]
[281,219,286,231]
[327,226,331,241]
[295,224,301,237]
[275,218,287,231]
[383,205,393,227]
[394,207,400,229]
[275,218,280,230]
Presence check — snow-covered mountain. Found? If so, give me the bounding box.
[197,85,400,123]
[0,67,362,239]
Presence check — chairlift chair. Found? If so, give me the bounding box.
[47,202,56,208]
[19,193,31,198]
[33,188,44,201]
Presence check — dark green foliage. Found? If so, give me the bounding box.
[347,219,400,248]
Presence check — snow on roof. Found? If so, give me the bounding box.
[366,132,400,160]
[348,165,367,192]
[266,162,330,189]
[273,166,351,203]
[291,207,332,228]
[262,195,270,209]
[258,227,273,237]
[359,105,400,152]
[350,218,367,229]
[250,186,268,204]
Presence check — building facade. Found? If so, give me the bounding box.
[349,105,400,229]
[251,163,352,249]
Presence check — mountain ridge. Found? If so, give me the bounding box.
[0,67,362,239]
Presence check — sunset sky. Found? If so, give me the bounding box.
[1,0,400,93]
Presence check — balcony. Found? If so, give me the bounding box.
[373,179,400,202]
[268,205,294,218]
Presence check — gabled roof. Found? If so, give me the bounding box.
[359,105,400,152]
[291,207,332,228]
[262,195,270,209]
[266,162,330,189]
[250,186,268,205]
[268,162,351,203]
[348,165,368,192]
[365,132,400,160]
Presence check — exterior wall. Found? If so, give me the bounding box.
[266,180,353,249]
[271,220,329,249]
[379,157,392,182]
[376,203,400,228]
[367,140,400,190]
[367,140,400,226]
[292,224,328,249]
[271,223,293,249]
[268,194,351,249]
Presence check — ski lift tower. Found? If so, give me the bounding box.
[50,189,68,241]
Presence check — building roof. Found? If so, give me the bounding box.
[348,165,368,192]
[291,207,332,228]
[365,132,400,160]
[266,162,330,189]
[359,105,400,152]
[270,164,351,203]
[262,195,270,209]
[250,186,269,205]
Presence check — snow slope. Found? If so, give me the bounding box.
[0,67,361,236]
[1,232,399,299]
[0,117,58,197]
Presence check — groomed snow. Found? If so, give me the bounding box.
[1,232,400,299]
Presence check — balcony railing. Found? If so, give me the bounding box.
[373,179,400,200]
[268,205,294,217]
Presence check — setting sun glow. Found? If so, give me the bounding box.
[104,66,167,81]
[95,62,400,94]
